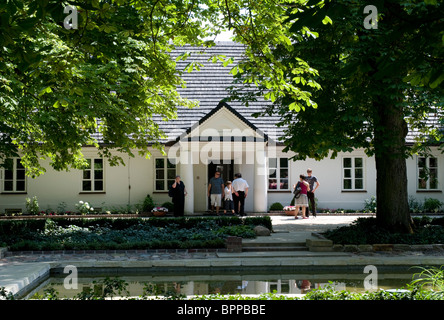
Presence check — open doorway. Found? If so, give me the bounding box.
[207,160,234,211]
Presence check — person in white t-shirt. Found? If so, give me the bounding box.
[223,181,235,215]
[232,173,249,216]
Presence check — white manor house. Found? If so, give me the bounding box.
[1,42,443,215]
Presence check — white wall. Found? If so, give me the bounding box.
[0,148,164,213]
[267,147,444,211]
[1,146,443,214]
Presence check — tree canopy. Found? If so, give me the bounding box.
[242,0,443,232]
[1,0,315,176]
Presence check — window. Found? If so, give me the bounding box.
[418,156,438,190]
[1,158,26,193]
[82,158,104,192]
[268,158,289,190]
[155,158,176,191]
[342,157,364,190]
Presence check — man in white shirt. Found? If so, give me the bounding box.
[232,173,249,216]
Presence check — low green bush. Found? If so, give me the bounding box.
[423,198,443,213]
[161,201,174,212]
[269,202,284,211]
[142,194,155,212]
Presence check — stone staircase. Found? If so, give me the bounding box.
[221,232,352,258]
[242,239,308,252]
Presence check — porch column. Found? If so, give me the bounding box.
[253,146,268,213]
[179,149,194,215]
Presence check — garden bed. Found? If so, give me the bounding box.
[323,216,444,246]
[0,216,272,251]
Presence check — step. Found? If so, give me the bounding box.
[242,241,306,247]
[217,251,352,258]
[242,245,308,252]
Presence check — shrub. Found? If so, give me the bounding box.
[269,202,284,211]
[75,201,94,215]
[161,201,174,212]
[25,196,39,215]
[423,198,443,213]
[142,194,155,212]
[363,196,376,213]
[409,196,424,213]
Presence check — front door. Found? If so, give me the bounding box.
[207,160,234,210]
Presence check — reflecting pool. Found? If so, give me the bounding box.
[27,269,418,299]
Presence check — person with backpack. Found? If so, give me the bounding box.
[293,174,310,219]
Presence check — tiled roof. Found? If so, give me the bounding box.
[92,41,442,147]
[155,42,284,144]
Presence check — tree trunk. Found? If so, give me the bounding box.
[373,102,414,234]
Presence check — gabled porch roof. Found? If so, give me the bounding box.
[166,101,270,146]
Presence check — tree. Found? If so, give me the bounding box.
[243,0,443,233]
[1,0,315,176]
[1,0,209,176]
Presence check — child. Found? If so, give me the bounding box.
[223,181,235,215]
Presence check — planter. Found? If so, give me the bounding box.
[152,211,167,217]
[283,206,297,216]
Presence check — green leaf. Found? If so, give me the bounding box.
[322,16,332,25]
[38,86,52,97]
[289,102,301,112]
[73,87,83,96]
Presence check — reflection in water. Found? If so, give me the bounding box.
[29,271,416,299]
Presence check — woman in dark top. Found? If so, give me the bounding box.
[170,175,187,216]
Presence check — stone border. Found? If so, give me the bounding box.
[267,211,377,216]
[1,236,245,257]
[309,232,444,253]
[0,214,142,220]
[0,247,7,259]
[2,247,228,257]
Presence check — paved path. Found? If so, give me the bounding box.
[271,214,363,233]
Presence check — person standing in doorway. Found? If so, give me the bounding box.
[170,175,187,217]
[305,168,320,217]
[208,171,224,215]
[232,173,249,216]
[223,181,235,215]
